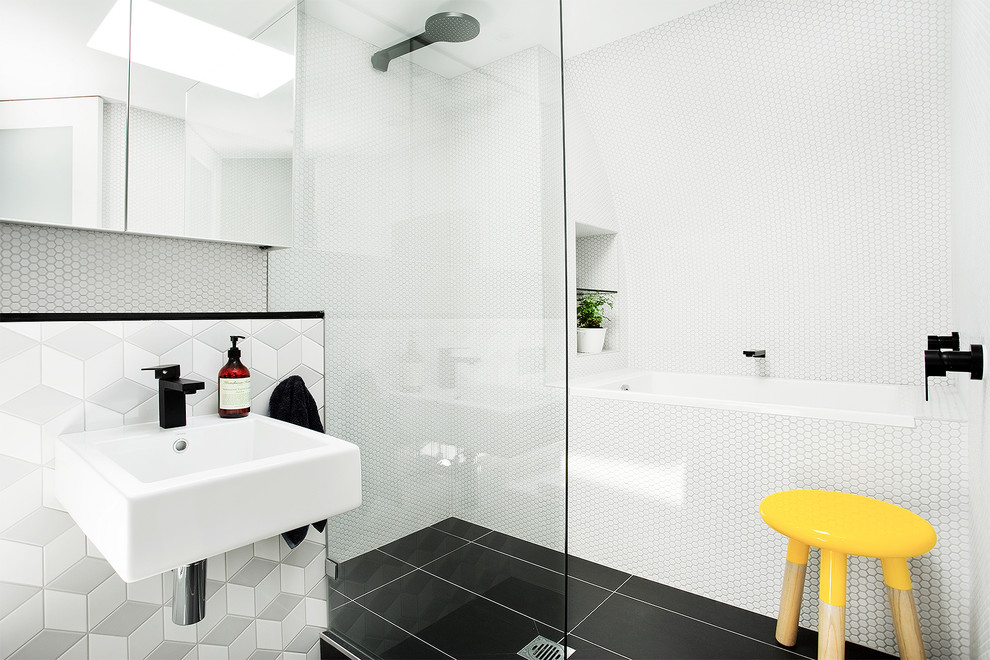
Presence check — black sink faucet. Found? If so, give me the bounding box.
[142,365,205,429]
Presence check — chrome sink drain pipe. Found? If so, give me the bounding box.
[172,559,207,625]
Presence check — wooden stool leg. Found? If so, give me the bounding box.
[776,539,809,646]
[818,550,846,660]
[882,558,926,660]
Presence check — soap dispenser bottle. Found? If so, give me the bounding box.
[219,335,251,418]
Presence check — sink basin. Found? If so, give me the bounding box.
[56,416,361,582]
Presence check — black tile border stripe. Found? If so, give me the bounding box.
[0,311,324,322]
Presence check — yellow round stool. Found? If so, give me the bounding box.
[760,490,936,660]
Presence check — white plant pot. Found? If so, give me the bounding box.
[576,327,607,353]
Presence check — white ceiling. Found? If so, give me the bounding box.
[1,0,296,154]
[1,0,129,102]
[130,0,297,155]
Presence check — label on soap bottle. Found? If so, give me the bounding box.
[219,377,251,409]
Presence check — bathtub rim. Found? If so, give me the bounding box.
[567,368,928,427]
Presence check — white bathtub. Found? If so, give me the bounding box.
[569,368,922,426]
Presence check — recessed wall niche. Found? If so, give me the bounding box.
[575,222,619,353]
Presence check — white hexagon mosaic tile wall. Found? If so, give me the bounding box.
[101,103,126,231]
[952,0,990,656]
[562,3,964,654]
[0,317,327,660]
[569,395,968,658]
[564,0,951,384]
[0,223,267,315]
[574,234,626,367]
[125,108,185,238]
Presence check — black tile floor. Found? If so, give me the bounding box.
[321,518,896,660]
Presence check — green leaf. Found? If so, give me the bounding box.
[576,292,614,328]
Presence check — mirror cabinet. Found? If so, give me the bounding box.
[0,0,295,247]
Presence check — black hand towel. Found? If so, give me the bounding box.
[269,375,329,548]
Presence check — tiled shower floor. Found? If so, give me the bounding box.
[320,518,894,659]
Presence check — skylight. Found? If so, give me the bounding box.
[88,0,294,99]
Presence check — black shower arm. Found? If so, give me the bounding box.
[372,33,435,72]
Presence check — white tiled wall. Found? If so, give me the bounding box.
[564,1,965,657]
[68,100,289,244]
[951,0,990,657]
[125,107,186,238]
[569,397,968,658]
[0,222,267,314]
[268,6,567,564]
[574,234,625,362]
[220,158,292,246]
[101,103,126,231]
[575,235,617,293]
[127,107,292,246]
[564,0,951,385]
[0,317,327,660]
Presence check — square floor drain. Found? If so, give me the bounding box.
[517,636,573,660]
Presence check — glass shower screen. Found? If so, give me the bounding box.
[265,0,569,656]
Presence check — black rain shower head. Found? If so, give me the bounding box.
[424,12,481,42]
[371,12,480,72]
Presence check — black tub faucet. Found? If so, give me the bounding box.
[743,350,766,358]
[142,365,205,428]
[923,345,983,401]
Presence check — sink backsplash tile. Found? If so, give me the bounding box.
[0,315,326,659]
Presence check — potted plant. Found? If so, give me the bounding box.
[576,292,613,353]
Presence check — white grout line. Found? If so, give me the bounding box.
[378,539,473,572]
[566,574,632,634]
[349,600,458,659]
[333,566,413,602]
[340,530,815,660]
[559,633,634,660]
[612,591,813,659]
[376,525,627,593]
[430,524,494,544]
[466,538,566,574]
[467,536,634,592]
[421,568,566,638]
[327,585,355,612]
[343,536,475,603]
[345,531,628,640]
[326,578,456,659]
[466,537,629,590]
[372,547,420,568]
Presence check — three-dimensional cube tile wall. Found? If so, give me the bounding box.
[0,317,327,660]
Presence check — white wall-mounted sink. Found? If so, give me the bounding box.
[56,416,361,582]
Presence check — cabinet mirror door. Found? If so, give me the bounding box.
[0,0,130,231]
[126,0,296,247]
